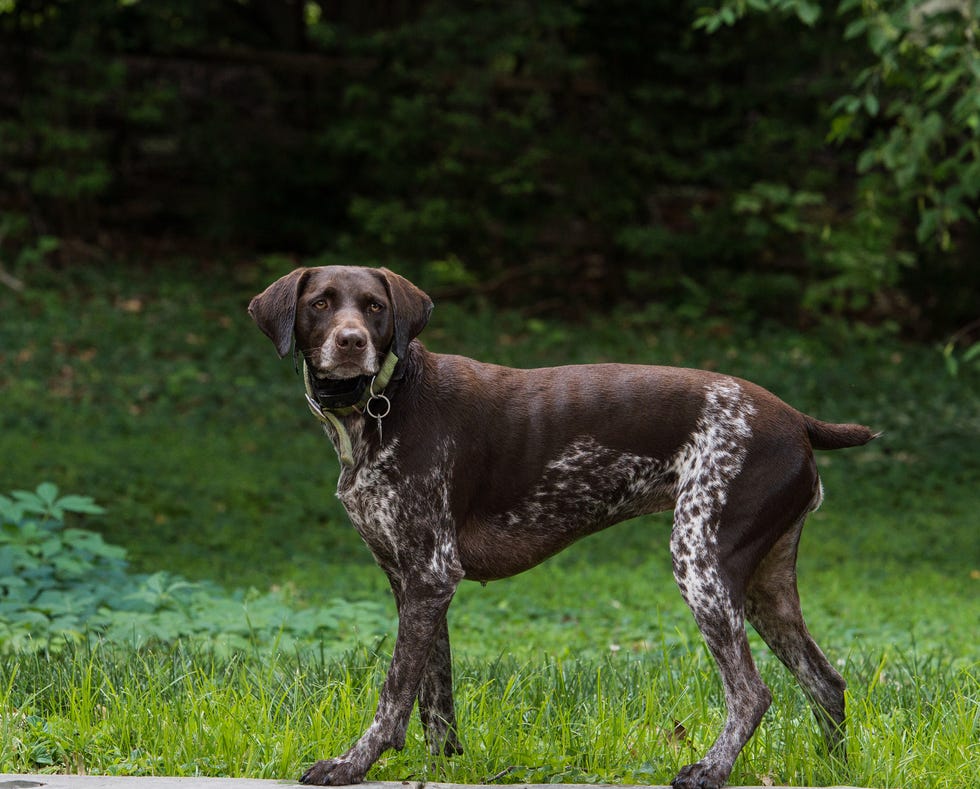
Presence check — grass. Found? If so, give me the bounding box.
[0,260,978,785]
[0,644,976,787]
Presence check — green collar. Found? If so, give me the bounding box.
[302,349,399,467]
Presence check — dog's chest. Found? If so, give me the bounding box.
[336,442,403,557]
[336,438,454,571]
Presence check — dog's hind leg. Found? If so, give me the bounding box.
[745,513,847,758]
[669,510,773,789]
[386,581,462,758]
[301,570,461,785]
[418,613,463,757]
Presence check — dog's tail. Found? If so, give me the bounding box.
[804,416,880,450]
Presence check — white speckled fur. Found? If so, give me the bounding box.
[671,380,756,631]
[337,436,404,567]
[491,438,676,534]
[338,437,460,589]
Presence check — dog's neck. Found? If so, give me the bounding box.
[301,349,399,466]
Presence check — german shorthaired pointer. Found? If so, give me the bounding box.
[248,266,876,789]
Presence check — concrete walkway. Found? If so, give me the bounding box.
[0,774,868,789]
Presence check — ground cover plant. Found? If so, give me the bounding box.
[0,262,977,786]
[0,483,391,656]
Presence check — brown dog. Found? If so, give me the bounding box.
[249,266,875,789]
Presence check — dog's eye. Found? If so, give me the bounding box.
[312,299,328,310]
[367,301,384,314]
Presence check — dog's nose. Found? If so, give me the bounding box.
[335,327,368,351]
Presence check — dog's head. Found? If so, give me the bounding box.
[248,266,433,386]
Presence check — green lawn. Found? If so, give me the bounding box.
[1,262,977,786]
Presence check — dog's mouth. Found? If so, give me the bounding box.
[302,346,398,413]
[304,360,376,410]
[311,372,367,399]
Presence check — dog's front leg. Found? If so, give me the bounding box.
[301,576,460,785]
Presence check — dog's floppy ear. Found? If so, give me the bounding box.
[248,267,309,358]
[378,267,434,360]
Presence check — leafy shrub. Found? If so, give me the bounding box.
[831,0,980,252]
[0,484,393,655]
[0,482,118,650]
[697,0,980,328]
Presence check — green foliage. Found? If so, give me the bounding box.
[832,0,980,252]
[0,483,393,655]
[732,177,917,315]
[2,1,975,330]
[0,483,119,650]
[0,2,123,232]
[323,0,870,316]
[698,0,980,325]
[694,0,824,32]
[942,319,980,376]
[0,212,60,283]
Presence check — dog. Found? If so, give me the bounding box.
[248,265,876,789]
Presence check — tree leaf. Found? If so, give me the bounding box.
[35,482,59,505]
[795,1,820,27]
[55,495,105,515]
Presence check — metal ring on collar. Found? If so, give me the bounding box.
[366,393,391,419]
[366,375,392,419]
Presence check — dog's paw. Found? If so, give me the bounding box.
[300,757,367,786]
[442,733,464,757]
[671,760,730,789]
[426,728,464,758]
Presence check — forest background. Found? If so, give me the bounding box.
[1,0,978,335]
[0,2,977,787]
